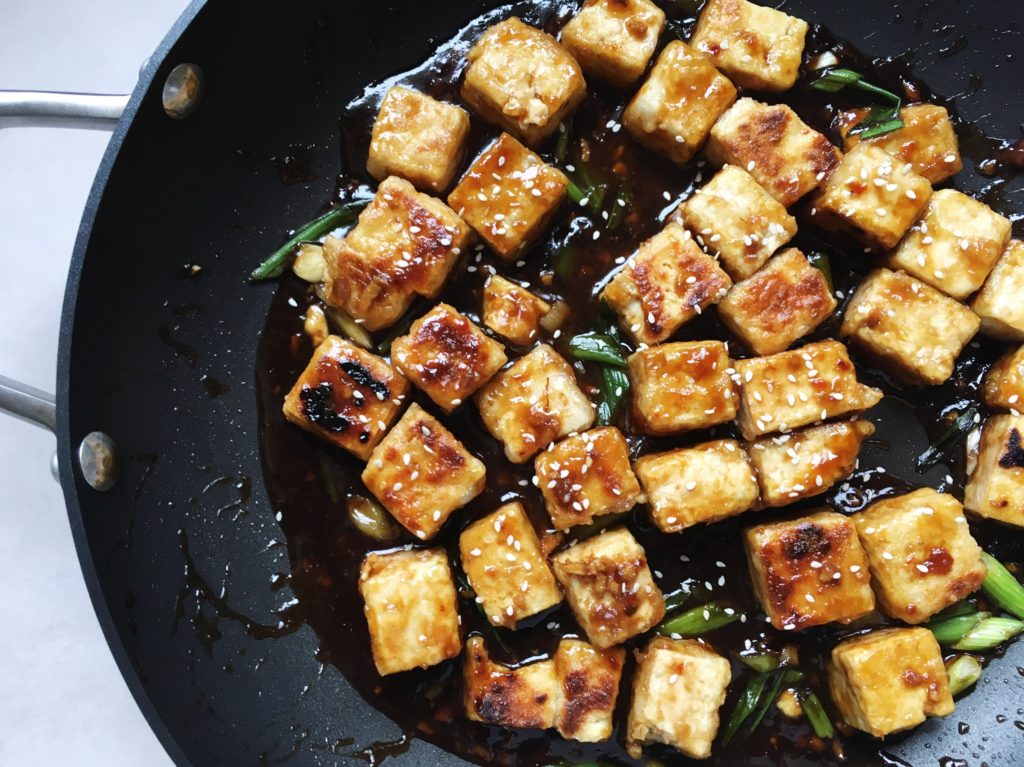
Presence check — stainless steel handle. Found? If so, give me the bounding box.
[0,91,129,130]
[0,375,57,432]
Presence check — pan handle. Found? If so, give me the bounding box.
[0,375,57,432]
[0,91,129,130]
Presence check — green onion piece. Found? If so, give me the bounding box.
[946,655,983,696]
[856,117,905,140]
[806,251,834,290]
[916,405,981,471]
[597,366,630,426]
[554,242,577,280]
[554,120,572,165]
[569,332,628,367]
[571,510,629,539]
[739,652,781,674]
[722,671,770,744]
[607,188,631,231]
[567,179,586,204]
[376,312,417,355]
[951,616,1024,651]
[657,602,740,637]
[810,68,864,92]
[346,495,400,542]
[744,669,805,735]
[455,573,513,653]
[981,552,1024,620]
[800,692,835,739]
[928,611,987,646]
[662,589,691,615]
[588,183,609,215]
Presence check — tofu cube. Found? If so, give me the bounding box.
[840,268,980,386]
[448,132,567,260]
[553,639,626,742]
[853,488,987,624]
[973,240,1024,341]
[534,427,643,530]
[361,403,485,539]
[324,176,473,330]
[475,344,595,463]
[744,510,875,630]
[359,548,461,675]
[734,340,883,440]
[748,420,875,507]
[282,335,409,460]
[459,501,562,628]
[628,341,737,435]
[840,103,963,184]
[463,635,558,729]
[964,413,1024,528]
[634,439,759,532]
[625,637,731,760]
[718,248,837,355]
[983,346,1024,410]
[366,86,471,194]
[551,527,666,648]
[678,164,798,280]
[482,275,552,346]
[889,189,1012,300]
[691,0,808,92]
[602,223,732,345]
[828,628,954,737]
[461,17,586,147]
[707,98,842,208]
[560,0,666,88]
[391,303,507,413]
[622,40,737,165]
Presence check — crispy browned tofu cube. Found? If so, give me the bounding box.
[678,164,797,280]
[635,440,759,533]
[551,527,666,648]
[391,303,507,413]
[553,639,626,742]
[965,414,1024,528]
[973,240,1024,341]
[889,189,1012,300]
[461,17,586,146]
[690,0,808,92]
[840,268,980,386]
[366,86,471,193]
[448,133,567,261]
[718,248,837,355]
[983,346,1024,410]
[359,548,461,675]
[362,403,485,539]
[324,176,473,330]
[625,637,731,760]
[629,341,736,435]
[828,628,954,737]
[535,427,643,530]
[603,223,731,345]
[853,488,987,624]
[622,41,737,165]
[745,510,875,630]
[840,103,962,184]
[282,335,409,460]
[463,635,558,729]
[706,98,842,207]
[734,340,883,440]
[481,275,552,346]
[748,420,875,507]
[560,0,665,88]
[475,344,595,463]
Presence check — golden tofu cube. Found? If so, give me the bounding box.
[391,303,507,413]
[718,248,837,355]
[973,240,1024,341]
[324,176,473,330]
[840,103,963,184]
[461,17,587,147]
[840,268,980,386]
[622,40,737,165]
[691,0,808,92]
[707,98,841,207]
[366,86,471,194]
[553,639,626,742]
[481,274,552,346]
[475,344,595,463]
[853,488,987,624]
[282,335,409,460]
[828,628,954,737]
[448,132,568,260]
[734,340,883,440]
[560,0,665,88]
[459,501,562,628]
[361,403,485,539]
[551,527,666,648]
[635,439,759,532]
[889,189,1012,300]
[359,548,461,675]
[747,420,875,508]
[463,635,558,729]
[535,427,643,530]
[745,510,875,630]
[602,223,731,345]
[678,164,797,280]
[625,637,731,760]
[629,341,736,435]
[983,346,1024,410]
[965,413,1024,528]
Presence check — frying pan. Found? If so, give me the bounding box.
[1,0,1022,764]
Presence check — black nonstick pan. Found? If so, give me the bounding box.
[1,1,1022,765]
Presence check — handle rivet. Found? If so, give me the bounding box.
[78,431,119,492]
[162,63,204,119]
